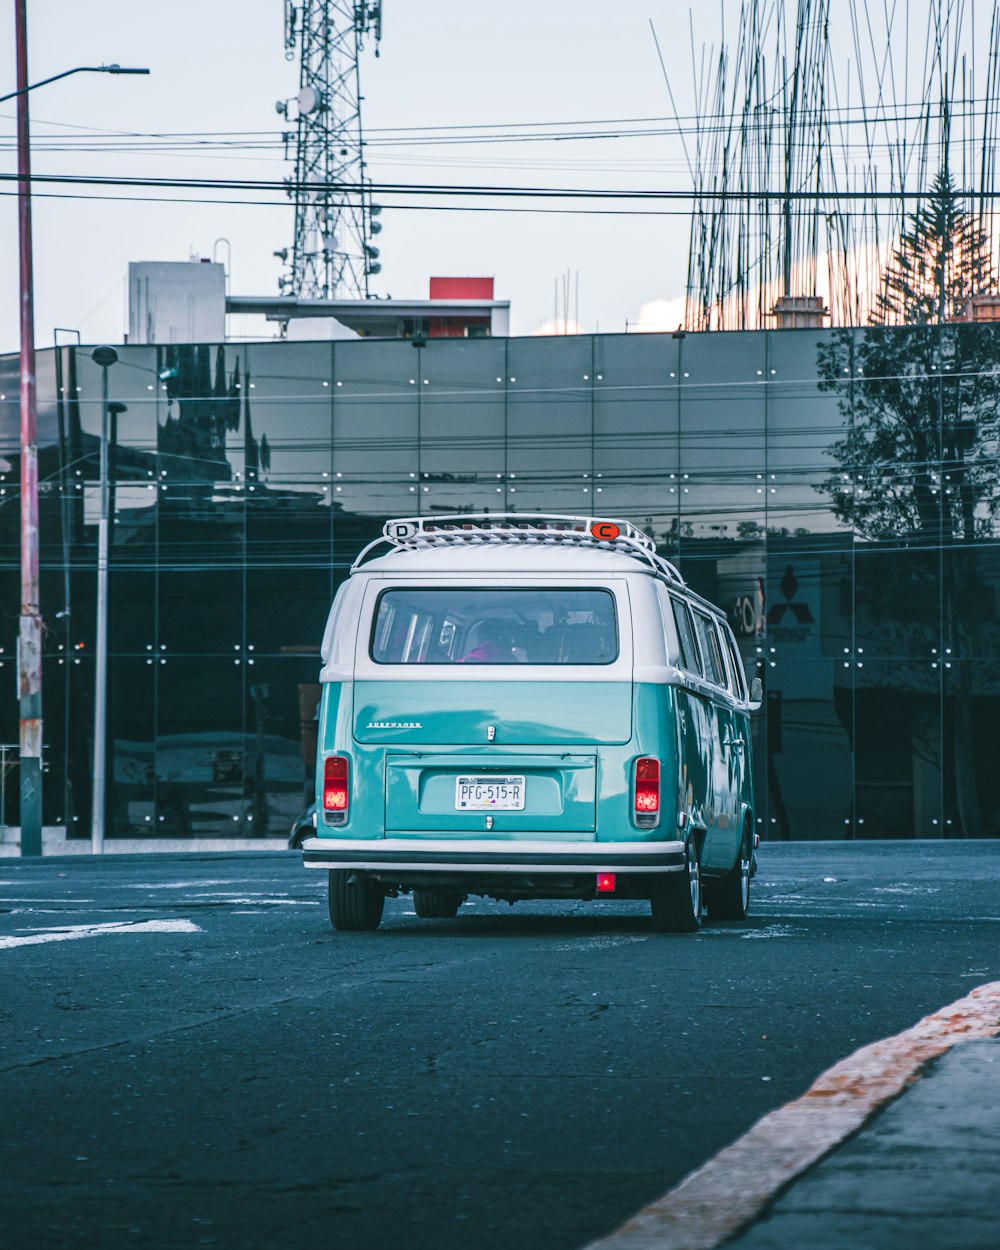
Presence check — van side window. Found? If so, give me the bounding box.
[692,610,726,687]
[720,624,747,700]
[670,598,703,676]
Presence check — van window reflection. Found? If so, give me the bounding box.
[370,588,619,665]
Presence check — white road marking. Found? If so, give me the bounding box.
[701,924,803,939]
[584,979,1000,1250]
[871,885,939,894]
[186,895,319,906]
[0,919,201,950]
[0,897,96,903]
[124,880,254,890]
[556,936,650,951]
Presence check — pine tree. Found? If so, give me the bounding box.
[815,169,1000,837]
[871,171,995,325]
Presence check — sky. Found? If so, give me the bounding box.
[0,0,702,352]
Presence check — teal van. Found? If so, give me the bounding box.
[302,515,761,933]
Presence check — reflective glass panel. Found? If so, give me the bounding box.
[244,655,318,834]
[506,338,593,510]
[333,340,419,516]
[764,659,854,839]
[593,335,679,536]
[677,333,766,638]
[943,661,999,837]
[72,345,158,461]
[155,656,247,836]
[855,661,942,838]
[155,343,245,485]
[417,340,506,512]
[766,328,853,537]
[108,657,156,836]
[244,343,333,489]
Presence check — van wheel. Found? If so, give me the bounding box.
[705,826,752,921]
[412,890,463,919]
[327,870,385,932]
[649,840,702,933]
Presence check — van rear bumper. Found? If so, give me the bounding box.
[302,836,686,873]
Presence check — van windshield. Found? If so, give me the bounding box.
[371,588,618,665]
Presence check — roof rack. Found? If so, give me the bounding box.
[351,514,685,584]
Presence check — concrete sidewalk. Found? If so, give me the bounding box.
[0,825,289,855]
[726,1037,1000,1250]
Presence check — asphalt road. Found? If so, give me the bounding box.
[1,841,998,1250]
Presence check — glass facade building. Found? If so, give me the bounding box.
[1,327,998,840]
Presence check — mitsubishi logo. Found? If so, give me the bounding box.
[767,565,815,626]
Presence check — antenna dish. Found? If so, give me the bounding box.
[297,86,322,114]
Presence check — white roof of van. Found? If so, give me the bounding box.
[352,515,686,583]
[357,544,647,575]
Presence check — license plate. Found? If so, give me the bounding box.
[455,775,526,810]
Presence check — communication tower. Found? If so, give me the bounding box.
[276,1,383,300]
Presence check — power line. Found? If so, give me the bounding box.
[0,169,972,200]
[0,188,705,215]
[7,98,1000,143]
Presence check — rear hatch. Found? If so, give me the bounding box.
[355,680,631,837]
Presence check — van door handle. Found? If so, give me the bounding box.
[722,735,745,751]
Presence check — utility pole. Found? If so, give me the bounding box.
[10,0,148,856]
[16,0,41,856]
[276,0,384,300]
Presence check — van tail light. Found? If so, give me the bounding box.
[323,755,350,818]
[634,757,660,825]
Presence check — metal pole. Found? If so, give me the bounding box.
[90,351,116,854]
[9,29,146,858]
[16,0,42,857]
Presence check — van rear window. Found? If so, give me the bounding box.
[370,588,618,665]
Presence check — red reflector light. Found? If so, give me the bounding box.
[634,757,660,814]
[591,520,621,542]
[596,872,617,893]
[323,755,349,812]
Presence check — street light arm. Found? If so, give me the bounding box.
[0,64,149,105]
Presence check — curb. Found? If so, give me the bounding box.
[583,980,1000,1250]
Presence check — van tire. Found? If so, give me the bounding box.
[649,840,702,933]
[412,890,463,919]
[705,826,752,921]
[327,870,385,932]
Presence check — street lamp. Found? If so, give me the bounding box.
[0,62,150,106]
[90,346,119,854]
[12,0,148,856]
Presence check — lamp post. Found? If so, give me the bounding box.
[90,346,119,855]
[11,0,148,856]
[15,0,41,855]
